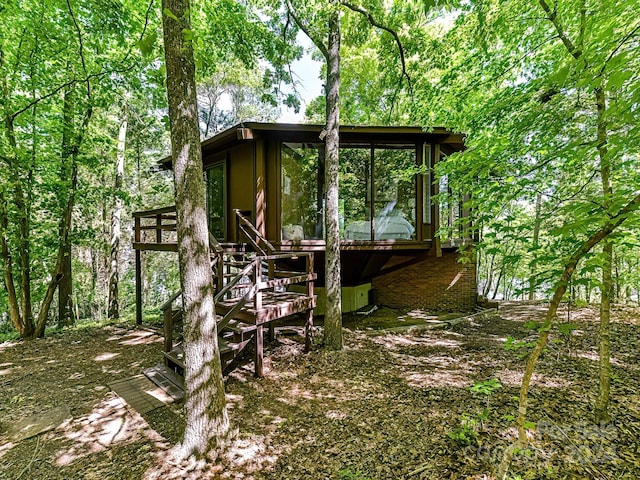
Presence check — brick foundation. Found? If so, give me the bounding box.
[371,250,477,312]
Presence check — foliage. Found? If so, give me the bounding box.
[448,413,481,446]
[449,378,503,446]
[337,468,371,480]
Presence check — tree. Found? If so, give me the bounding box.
[107,110,127,319]
[0,0,156,337]
[400,0,639,476]
[286,0,343,350]
[161,0,229,459]
[286,0,411,349]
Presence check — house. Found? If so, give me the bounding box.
[133,122,476,324]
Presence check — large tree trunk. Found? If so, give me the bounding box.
[0,190,28,336]
[0,114,35,338]
[594,86,612,423]
[34,162,78,338]
[108,116,127,319]
[323,3,343,350]
[161,0,229,459]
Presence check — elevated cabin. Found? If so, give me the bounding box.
[134,122,476,321]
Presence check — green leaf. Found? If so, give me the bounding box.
[557,323,579,336]
[182,28,193,42]
[136,31,157,57]
[163,8,179,21]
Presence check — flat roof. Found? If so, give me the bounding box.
[162,122,465,168]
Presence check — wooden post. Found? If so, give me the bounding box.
[217,254,224,293]
[255,258,263,311]
[134,216,142,325]
[135,250,142,325]
[163,306,173,352]
[156,214,162,244]
[432,144,442,257]
[305,253,314,352]
[255,324,263,377]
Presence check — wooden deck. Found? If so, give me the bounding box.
[216,291,316,324]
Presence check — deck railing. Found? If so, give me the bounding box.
[160,250,315,353]
[133,206,178,251]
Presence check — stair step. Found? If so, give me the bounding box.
[222,319,257,334]
[143,364,184,401]
[163,345,185,370]
[163,338,242,372]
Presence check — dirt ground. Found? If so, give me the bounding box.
[0,302,639,479]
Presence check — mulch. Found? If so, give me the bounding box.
[0,302,638,479]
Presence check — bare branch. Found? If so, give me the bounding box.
[285,0,329,59]
[339,0,412,93]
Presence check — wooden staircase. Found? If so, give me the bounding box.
[145,211,316,396]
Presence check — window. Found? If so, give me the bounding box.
[339,147,370,239]
[206,163,225,240]
[281,142,325,240]
[372,147,416,240]
[281,141,418,242]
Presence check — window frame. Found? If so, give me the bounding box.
[278,140,430,247]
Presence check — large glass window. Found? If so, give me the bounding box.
[373,148,416,240]
[281,142,325,240]
[339,148,370,239]
[206,163,225,239]
[281,142,417,242]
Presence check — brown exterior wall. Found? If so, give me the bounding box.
[371,249,476,312]
[227,142,255,241]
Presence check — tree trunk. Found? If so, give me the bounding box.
[58,86,75,328]
[323,3,343,350]
[482,253,495,298]
[108,116,127,319]
[34,162,78,338]
[161,0,229,459]
[529,192,542,300]
[490,263,504,300]
[594,86,612,423]
[0,190,29,336]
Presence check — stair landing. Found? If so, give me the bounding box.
[216,291,315,324]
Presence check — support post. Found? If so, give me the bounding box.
[255,324,263,377]
[135,250,142,325]
[163,306,173,352]
[135,216,143,325]
[305,253,314,352]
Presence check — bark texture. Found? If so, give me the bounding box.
[161,0,229,459]
[58,86,75,328]
[528,192,542,300]
[108,117,127,319]
[323,5,343,350]
[594,86,612,423]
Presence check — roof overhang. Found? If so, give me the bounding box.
[160,122,466,169]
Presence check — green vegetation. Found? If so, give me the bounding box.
[0,0,638,478]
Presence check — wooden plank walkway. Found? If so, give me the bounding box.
[109,374,176,414]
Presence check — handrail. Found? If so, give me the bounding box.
[214,260,255,303]
[209,232,224,254]
[234,209,276,255]
[160,290,182,312]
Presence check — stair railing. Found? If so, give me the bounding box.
[214,251,316,332]
[160,290,182,353]
[234,209,276,256]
